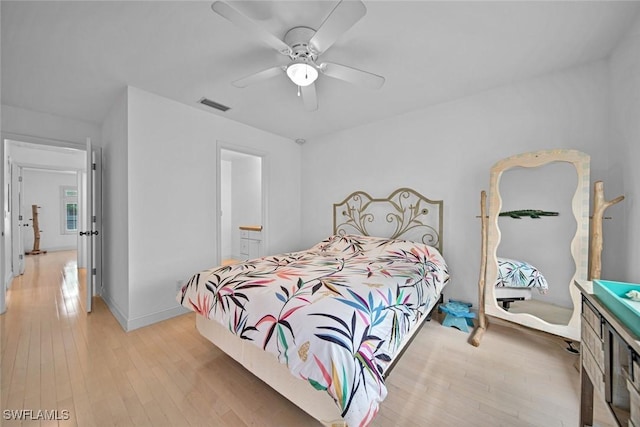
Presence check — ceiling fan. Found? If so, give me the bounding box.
[211,0,385,111]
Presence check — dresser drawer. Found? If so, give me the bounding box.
[632,357,640,392]
[583,343,605,396]
[582,299,602,338]
[630,380,640,427]
[582,315,605,371]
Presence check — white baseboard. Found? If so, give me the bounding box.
[102,292,190,332]
[5,271,13,290]
[126,305,190,332]
[101,293,129,331]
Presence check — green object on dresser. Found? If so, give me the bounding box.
[593,279,640,338]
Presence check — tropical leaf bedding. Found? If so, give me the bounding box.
[178,234,449,426]
[495,257,548,293]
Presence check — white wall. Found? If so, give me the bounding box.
[608,15,640,283]
[124,87,301,330]
[2,105,101,146]
[221,160,232,259]
[301,61,609,306]
[21,170,78,252]
[231,156,262,258]
[100,89,130,326]
[232,156,262,225]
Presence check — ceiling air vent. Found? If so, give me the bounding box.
[199,97,230,112]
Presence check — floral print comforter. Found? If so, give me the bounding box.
[178,234,449,426]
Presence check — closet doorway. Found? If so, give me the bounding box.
[218,145,265,266]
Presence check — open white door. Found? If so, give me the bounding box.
[80,138,100,313]
[11,163,25,276]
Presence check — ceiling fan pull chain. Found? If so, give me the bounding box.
[297,86,301,97]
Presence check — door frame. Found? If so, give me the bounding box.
[0,132,99,313]
[216,141,268,266]
[81,138,102,312]
[10,163,25,277]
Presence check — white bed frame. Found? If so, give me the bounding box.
[194,188,445,426]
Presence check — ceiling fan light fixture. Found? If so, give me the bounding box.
[286,61,318,87]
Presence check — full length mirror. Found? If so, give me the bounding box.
[484,150,590,341]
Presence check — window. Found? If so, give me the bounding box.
[61,186,78,234]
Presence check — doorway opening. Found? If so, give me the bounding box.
[218,145,265,267]
[1,137,97,314]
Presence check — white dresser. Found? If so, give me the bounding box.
[239,225,262,260]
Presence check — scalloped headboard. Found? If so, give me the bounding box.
[333,187,444,253]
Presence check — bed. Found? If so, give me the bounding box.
[177,188,449,426]
[494,257,548,310]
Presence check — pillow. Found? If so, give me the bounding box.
[307,234,392,256]
[495,257,549,292]
[308,235,361,255]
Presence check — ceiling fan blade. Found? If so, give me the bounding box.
[309,0,366,54]
[212,1,291,55]
[320,62,385,90]
[301,83,318,111]
[232,66,284,88]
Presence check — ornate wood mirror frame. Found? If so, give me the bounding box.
[484,149,590,341]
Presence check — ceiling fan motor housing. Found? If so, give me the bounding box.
[284,26,318,63]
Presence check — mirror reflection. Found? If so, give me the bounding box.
[484,149,590,341]
[495,162,577,325]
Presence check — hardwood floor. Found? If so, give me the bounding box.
[507,299,573,325]
[1,250,616,426]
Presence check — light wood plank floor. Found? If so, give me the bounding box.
[507,299,573,325]
[1,250,616,426]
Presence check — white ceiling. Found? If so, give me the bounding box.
[2,1,639,142]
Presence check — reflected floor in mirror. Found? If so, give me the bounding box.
[506,299,573,325]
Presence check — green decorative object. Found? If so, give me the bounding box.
[499,209,559,219]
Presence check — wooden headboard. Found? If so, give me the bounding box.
[333,187,444,253]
